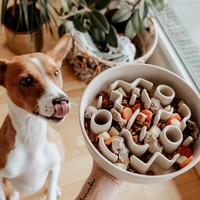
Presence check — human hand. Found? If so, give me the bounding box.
[76,161,122,200]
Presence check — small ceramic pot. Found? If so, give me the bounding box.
[160,125,183,153]
[90,109,112,134]
[5,25,43,55]
[154,84,175,107]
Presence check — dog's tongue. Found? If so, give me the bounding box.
[53,101,69,118]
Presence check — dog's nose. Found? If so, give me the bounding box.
[52,96,69,105]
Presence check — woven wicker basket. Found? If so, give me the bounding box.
[68,18,158,82]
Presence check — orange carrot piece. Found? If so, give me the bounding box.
[167,113,182,124]
[121,107,133,120]
[180,155,193,168]
[142,109,153,122]
[133,103,142,110]
[104,136,114,145]
[177,146,193,158]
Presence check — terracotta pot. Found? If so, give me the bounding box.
[5,25,43,55]
[3,5,43,55]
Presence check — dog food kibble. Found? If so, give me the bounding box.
[84,78,200,175]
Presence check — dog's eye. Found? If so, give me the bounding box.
[20,77,33,86]
[54,70,59,77]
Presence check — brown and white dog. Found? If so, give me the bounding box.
[0,35,72,200]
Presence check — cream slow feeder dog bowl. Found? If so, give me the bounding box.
[79,63,200,184]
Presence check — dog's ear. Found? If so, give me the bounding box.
[0,59,8,86]
[47,34,72,68]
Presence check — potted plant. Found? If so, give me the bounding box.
[1,0,59,55]
[58,0,164,82]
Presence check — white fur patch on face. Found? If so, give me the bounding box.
[31,57,69,122]
[31,57,45,72]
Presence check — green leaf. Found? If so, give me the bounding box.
[125,10,141,40]
[61,0,72,13]
[112,8,132,23]
[31,1,40,27]
[58,24,66,37]
[90,10,109,33]
[85,0,99,5]
[38,0,50,26]
[139,0,148,20]
[132,10,141,33]
[21,0,29,30]
[91,28,106,45]
[1,0,9,24]
[118,1,131,9]
[17,2,23,31]
[125,18,136,40]
[73,17,86,32]
[47,7,58,28]
[38,0,59,34]
[47,0,62,16]
[106,25,118,48]
[80,0,88,6]
[95,0,112,10]
[151,0,165,11]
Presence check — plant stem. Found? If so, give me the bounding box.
[125,0,141,10]
[60,6,91,20]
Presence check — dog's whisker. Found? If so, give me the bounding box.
[69,97,81,107]
[70,102,79,107]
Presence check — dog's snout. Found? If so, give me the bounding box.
[52,96,69,105]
